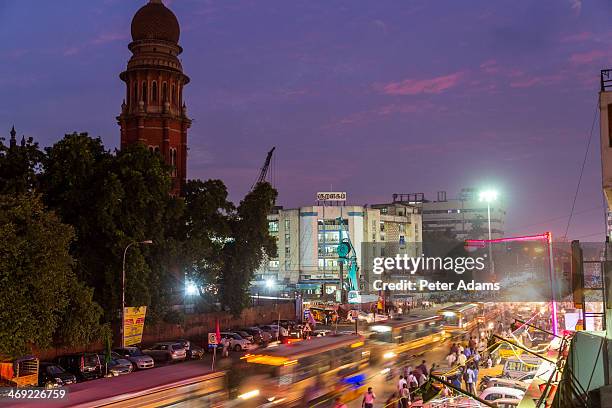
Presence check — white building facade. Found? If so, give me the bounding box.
[252,202,422,297]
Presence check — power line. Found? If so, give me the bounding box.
[506,205,603,235]
[564,100,598,238]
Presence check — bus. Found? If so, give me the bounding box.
[367,315,447,362]
[437,303,480,334]
[242,334,368,405]
[478,302,502,328]
[0,362,228,408]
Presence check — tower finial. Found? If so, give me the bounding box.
[9,126,16,148]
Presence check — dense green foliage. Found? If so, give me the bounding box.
[0,131,276,356]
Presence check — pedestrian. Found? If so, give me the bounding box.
[400,383,411,408]
[465,364,476,395]
[429,362,437,375]
[446,352,456,367]
[362,387,375,408]
[222,337,229,358]
[457,352,467,367]
[333,397,347,408]
[397,375,407,393]
[486,356,493,368]
[417,359,428,376]
[417,370,427,386]
[407,371,419,395]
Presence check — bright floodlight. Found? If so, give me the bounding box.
[265,279,275,289]
[186,281,198,296]
[479,190,498,203]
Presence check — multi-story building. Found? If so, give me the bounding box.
[418,188,505,239]
[252,202,422,298]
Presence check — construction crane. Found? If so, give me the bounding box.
[252,147,275,190]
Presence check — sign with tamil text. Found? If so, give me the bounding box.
[316,192,347,201]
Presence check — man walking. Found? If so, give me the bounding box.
[362,387,376,408]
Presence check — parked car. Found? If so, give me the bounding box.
[113,347,155,369]
[55,353,102,381]
[479,377,528,392]
[174,339,204,360]
[142,342,187,362]
[188,344,205,360]
[259,325,288,339]
[98,353,133,376]
[220,332,254,352]
[242,327,271,343]
[234,331,254,343]
[38,363,76,388]
[479,386,525,402]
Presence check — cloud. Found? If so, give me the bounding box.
[63,47,80,56]
[569,49,608,65]
[378,72,464,95]
[561,31,592,43]
[92,31,128,45]
[479,60,499,74]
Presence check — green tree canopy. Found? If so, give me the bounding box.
[0,194,101,358]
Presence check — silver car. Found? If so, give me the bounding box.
[113,347,155,369]
[142,342,187,362]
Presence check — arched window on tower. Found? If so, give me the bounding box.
[171,84,176,105]
[133,83,138,106]
[142,81,148,104]
[162,82,168,102]
[154,146,160,154]
[170,148,177,177]
[152,81,158,103]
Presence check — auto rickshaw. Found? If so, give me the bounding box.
[0,356,39,387]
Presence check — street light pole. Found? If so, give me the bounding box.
[479,190,498,278]
[121,240,153,348]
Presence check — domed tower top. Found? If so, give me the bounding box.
[131,0,180,43]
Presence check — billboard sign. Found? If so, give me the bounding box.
[123,306,147,346]
[316,192,347,202]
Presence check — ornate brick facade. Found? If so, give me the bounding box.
[117,0,190,195]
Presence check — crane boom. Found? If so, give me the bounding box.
[253,147,275,189]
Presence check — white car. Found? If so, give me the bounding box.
[347,311,387,324]
[479,386,525,402]
[482,378,528,392]
[220,332,254,352]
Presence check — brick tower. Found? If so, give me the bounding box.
[117,0,191,195]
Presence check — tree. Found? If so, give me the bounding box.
[0,133,43,194]
[40,133,180,324]
[0,194,101,358]
[219,182,277,316]
[181,179,233,304]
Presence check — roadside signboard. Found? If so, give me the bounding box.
[123,306,147,346]
[208,333,218,346]
[316,192,347,202]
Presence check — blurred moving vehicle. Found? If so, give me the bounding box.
[0,356,39,387]
[437,303,480,334]
[176,339,205,360]
[220,332,254,352]
[142,342,187,363]
[502,356,540,379]
[55,353,102,381]
[113,346,155,369]
[242,334,369,405]
[258,325,287,340]
[367,315,446,362]
[98,353,133,376]
[38,362,76,388]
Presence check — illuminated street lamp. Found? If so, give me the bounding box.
[479,190,498,276]
[122,240,153,348]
